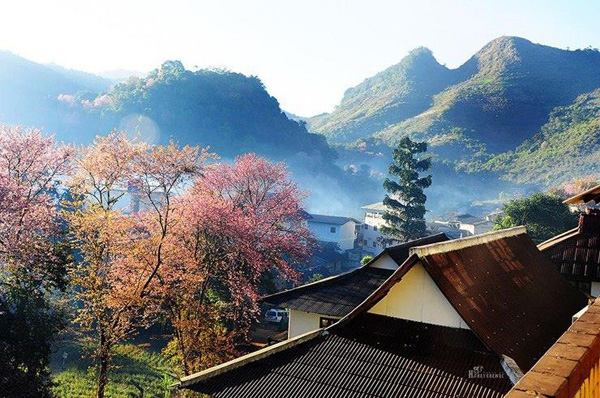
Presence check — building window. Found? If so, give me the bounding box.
[373,226,378,231]
[319,317,338,328]
[373,241,377,248]
[363,239,367,246]
[364,224,368,230]
[330,226,336,233]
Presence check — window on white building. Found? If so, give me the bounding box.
[372,241,377,248]
[330,226,336,233]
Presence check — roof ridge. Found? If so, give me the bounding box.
[410,226,527,257]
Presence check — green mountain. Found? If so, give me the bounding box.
[310,37,600,156]
[310,47,461,143]
[485,88,600,185]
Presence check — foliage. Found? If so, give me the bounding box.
[51,341,176,398]
[0,126,73,397]
[64,132,211,397]
[381,137,432,241]
[494,193,578,243]
[360,256,373,266]
[161,154,312,373]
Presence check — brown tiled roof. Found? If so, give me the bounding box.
[505,301,600,398]
[182,313,513,398]
[415,228,588,372]
[539,211,600,282]
[263,233,448,317]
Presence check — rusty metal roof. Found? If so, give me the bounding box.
[505,301,600,398]
[183,313,513,398]
[416,229,588,372]
[263,233,449,317]
[539,211,600,283]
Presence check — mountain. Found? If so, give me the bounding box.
[309,47,462,143]
[0,51,110,130]
[485,88,600,185]
[0,54,380,214]
[310,37,600,156]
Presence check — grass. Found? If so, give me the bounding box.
[51,339,178,398]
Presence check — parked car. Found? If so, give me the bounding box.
[265,309,288,324]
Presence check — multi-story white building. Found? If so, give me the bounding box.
[305,214,360,252]
[360,202,389,255]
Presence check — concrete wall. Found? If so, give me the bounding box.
[307,221,356,251]
[288,309,340,338]
[368,261,470,329]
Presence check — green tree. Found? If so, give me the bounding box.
[360,255,373,266]
[381,137,432,241]
[494,193,578,243]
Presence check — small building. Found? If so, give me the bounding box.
[178,227,587,397]
[360,202,390,254]
[305,213,360,252]
[432,213,494,238]
[263,233,449,338]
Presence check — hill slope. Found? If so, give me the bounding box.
[485,88,600,185]
[310,37,600,156]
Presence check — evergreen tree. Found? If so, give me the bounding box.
[380,137,432,241]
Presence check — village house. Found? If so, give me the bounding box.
[432,213,495,238]
[360,201,395,254]
[304,213,360,252]
[178,227,587,397]
[539,185,600,297]
[263,233,449,338]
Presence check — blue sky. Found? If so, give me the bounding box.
[0,0,598,116]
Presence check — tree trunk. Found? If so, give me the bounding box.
[97,333,110,398]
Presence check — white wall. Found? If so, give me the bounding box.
[368,261,470,329]
[370,253,398,270]
[592,282,600,298]
[362,212,387,254]
[288,309,340,338]
[307,221,356,251]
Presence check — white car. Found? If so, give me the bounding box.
[265,309,288,324]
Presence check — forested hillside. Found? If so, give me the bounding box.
[310,37,600,156]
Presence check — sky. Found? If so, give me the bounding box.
[0,0,599,116]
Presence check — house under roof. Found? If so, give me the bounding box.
[179,227,587,397]
[538,209,600,295]
[263,233,449,318]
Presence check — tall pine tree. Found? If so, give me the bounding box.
[380,137,432,241]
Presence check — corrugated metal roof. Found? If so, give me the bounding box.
[263,234,449,317]
[539,211,600,282]
[185,313,513,398]
[418,231,588,372]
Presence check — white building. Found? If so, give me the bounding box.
[360,202,388,255]
[432,213,494,238]
[305,214,360,252]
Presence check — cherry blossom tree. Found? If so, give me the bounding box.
[0,126,73,397]
[161,154,313,373]
[65,133,212,398]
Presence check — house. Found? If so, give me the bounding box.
[305,213,360,251]
[539,209,600,297]
[504,300,600,398]
[360,202,390,254]
[432,213,494,238]
[263,233,449,338]
[178,227,587,397]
